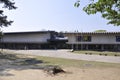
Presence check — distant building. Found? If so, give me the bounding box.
[0,31,120,51]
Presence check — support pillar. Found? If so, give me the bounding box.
[71,44,74,50]
[86,45,88,50]
[101,44,104,51]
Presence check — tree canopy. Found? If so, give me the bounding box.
[0,0,17,28]
[74,0,120,26]
[94,30,107,32]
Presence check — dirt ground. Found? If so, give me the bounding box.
[0,67,120,80]
[0,50,120,80]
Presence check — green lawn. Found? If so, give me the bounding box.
[73,50,120,56]
[36,56,120,68]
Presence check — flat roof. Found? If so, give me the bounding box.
[3,31,120,35]
[64,32,120,34]
[4,30,55,34]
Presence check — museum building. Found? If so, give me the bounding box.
[0,31,120,51]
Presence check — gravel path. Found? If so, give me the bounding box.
[4,49,120,63]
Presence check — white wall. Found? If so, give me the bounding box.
[65,33,120,44]
[2,32,120,44]
[92,35,116,44]
[3,33,50,43]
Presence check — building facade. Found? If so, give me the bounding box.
[0,31,120,51]
[0,31,68,49]
[64,32,120,51]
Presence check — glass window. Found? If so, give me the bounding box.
[116,36,120,42]
[76,36,91,42]
[76,36,82,41]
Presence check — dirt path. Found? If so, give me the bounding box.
[1,67,120,80]
[5,49,120,63]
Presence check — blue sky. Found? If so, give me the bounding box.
[2,0,120,32]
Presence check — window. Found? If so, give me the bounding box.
[116,36,120,42]
[76,36,82,41]
[76,36,91,42]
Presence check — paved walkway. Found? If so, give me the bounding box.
[4,49,120,63]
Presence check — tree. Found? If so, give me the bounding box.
[94,30,107,32]
[74,0,120,26]
[0,0,17,28]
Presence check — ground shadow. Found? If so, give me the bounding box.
[0,52,47,76]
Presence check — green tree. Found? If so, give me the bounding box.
[0,0,17,28]
[94,30,107,32]
[74,0,120,26]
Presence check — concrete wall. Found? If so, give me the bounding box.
[65,33,120,44]
[92,34,116,44]
[2,32,120,45]
[2,33,50,43]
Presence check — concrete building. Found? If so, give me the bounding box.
[64,32,120,51]
[0,31,68,49]
[0,31,120,51]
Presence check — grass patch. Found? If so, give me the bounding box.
[36,56,120,68]
[74,50,120,56]
[1,50,120,69]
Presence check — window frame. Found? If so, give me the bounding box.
[76,36,91,42]
[116,36,120,42]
